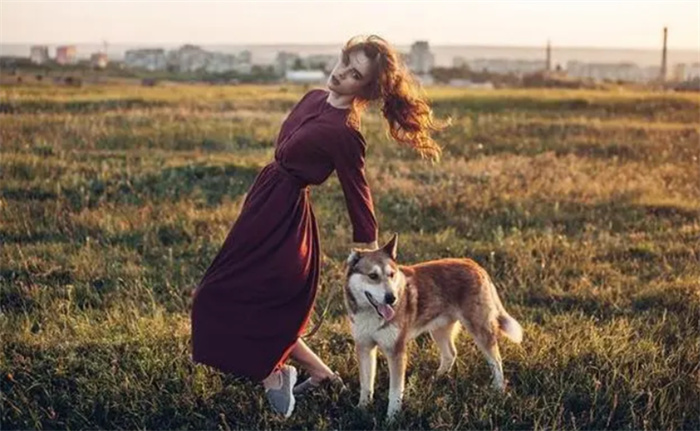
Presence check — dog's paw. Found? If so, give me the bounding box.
[436,367,452,377]
[434,373,451,385]
[358,397,372,409]
[490,380,507,393]
[385,399,402,422]
[385,409,400,423]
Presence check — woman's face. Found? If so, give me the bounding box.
[327,48,375,96]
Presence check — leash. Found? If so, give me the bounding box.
[302,281,341,339]
[302,247,367,339]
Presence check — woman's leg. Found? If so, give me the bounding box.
[290,338,335,382]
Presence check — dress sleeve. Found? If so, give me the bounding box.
[333,128,378,243]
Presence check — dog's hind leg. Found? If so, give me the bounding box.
[430,321,459,376]
[459,318,505,391]
[477,333,505,391]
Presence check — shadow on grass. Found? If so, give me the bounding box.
[0,230,68,245]
[1,162,261,211]
[43,163,261,211]
[0,98,170,114]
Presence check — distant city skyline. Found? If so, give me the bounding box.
[2,1,699,51]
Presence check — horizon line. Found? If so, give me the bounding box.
[3,41,700,52]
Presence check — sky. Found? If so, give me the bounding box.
[1,0,699,50]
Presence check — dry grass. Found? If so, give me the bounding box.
[1,83,699,430]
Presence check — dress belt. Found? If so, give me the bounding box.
[272,160,308,190]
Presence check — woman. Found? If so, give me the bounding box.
[191,35,444,418]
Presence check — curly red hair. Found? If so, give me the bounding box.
[342,35,448,161]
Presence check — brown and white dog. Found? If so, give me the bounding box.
[344,234,523,419]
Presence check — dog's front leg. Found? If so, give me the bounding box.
[356,342,377,408]
[386,345,407,420]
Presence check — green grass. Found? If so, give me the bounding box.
[1,83,699,430]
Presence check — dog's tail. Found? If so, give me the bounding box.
[489,279,523,344]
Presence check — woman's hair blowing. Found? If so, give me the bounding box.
[343,35,448,161]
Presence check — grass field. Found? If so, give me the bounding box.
[1,83,699,430]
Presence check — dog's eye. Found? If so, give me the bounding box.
[388,272,394,278]
[368,273,379,281]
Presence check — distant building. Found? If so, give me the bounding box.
[686,63,700,81]
[170,44,210,73]
[284,70,326,84]
[90,52,108,69]
[448,79,495,89]
[566,61,658,82]
[233,50,253,74]
[672,63,700,82]
[641,65,660,82]
[454,57,546,76]
[408,41,434,74]
[238,50,253,64]
[123,45,255,74]
[125,48,167,71]
[202,50,255,74]
[306,54,337,73]
[206,52,237,73]
[56,45,77,65]
[275,51,301,75]
[672,64,685,82]
[30,45,49,64]
[232,62,253,74]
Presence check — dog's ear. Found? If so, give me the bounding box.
[381,233,398,261]
[347,249,362,270]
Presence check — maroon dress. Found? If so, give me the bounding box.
[191,89,378,381]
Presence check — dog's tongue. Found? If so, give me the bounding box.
[378,304,395,321]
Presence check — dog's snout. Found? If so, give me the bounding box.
[385,293,396,305]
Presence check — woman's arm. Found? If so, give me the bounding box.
[333,128,378,245]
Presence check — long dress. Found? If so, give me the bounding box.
[190,89,378,382]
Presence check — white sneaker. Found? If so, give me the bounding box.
[264,365,298,418]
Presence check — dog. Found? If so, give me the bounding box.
[343,233,523,419]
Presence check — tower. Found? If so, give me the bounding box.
[660,27,668,82]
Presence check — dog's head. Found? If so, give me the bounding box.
[345,233,404,321]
